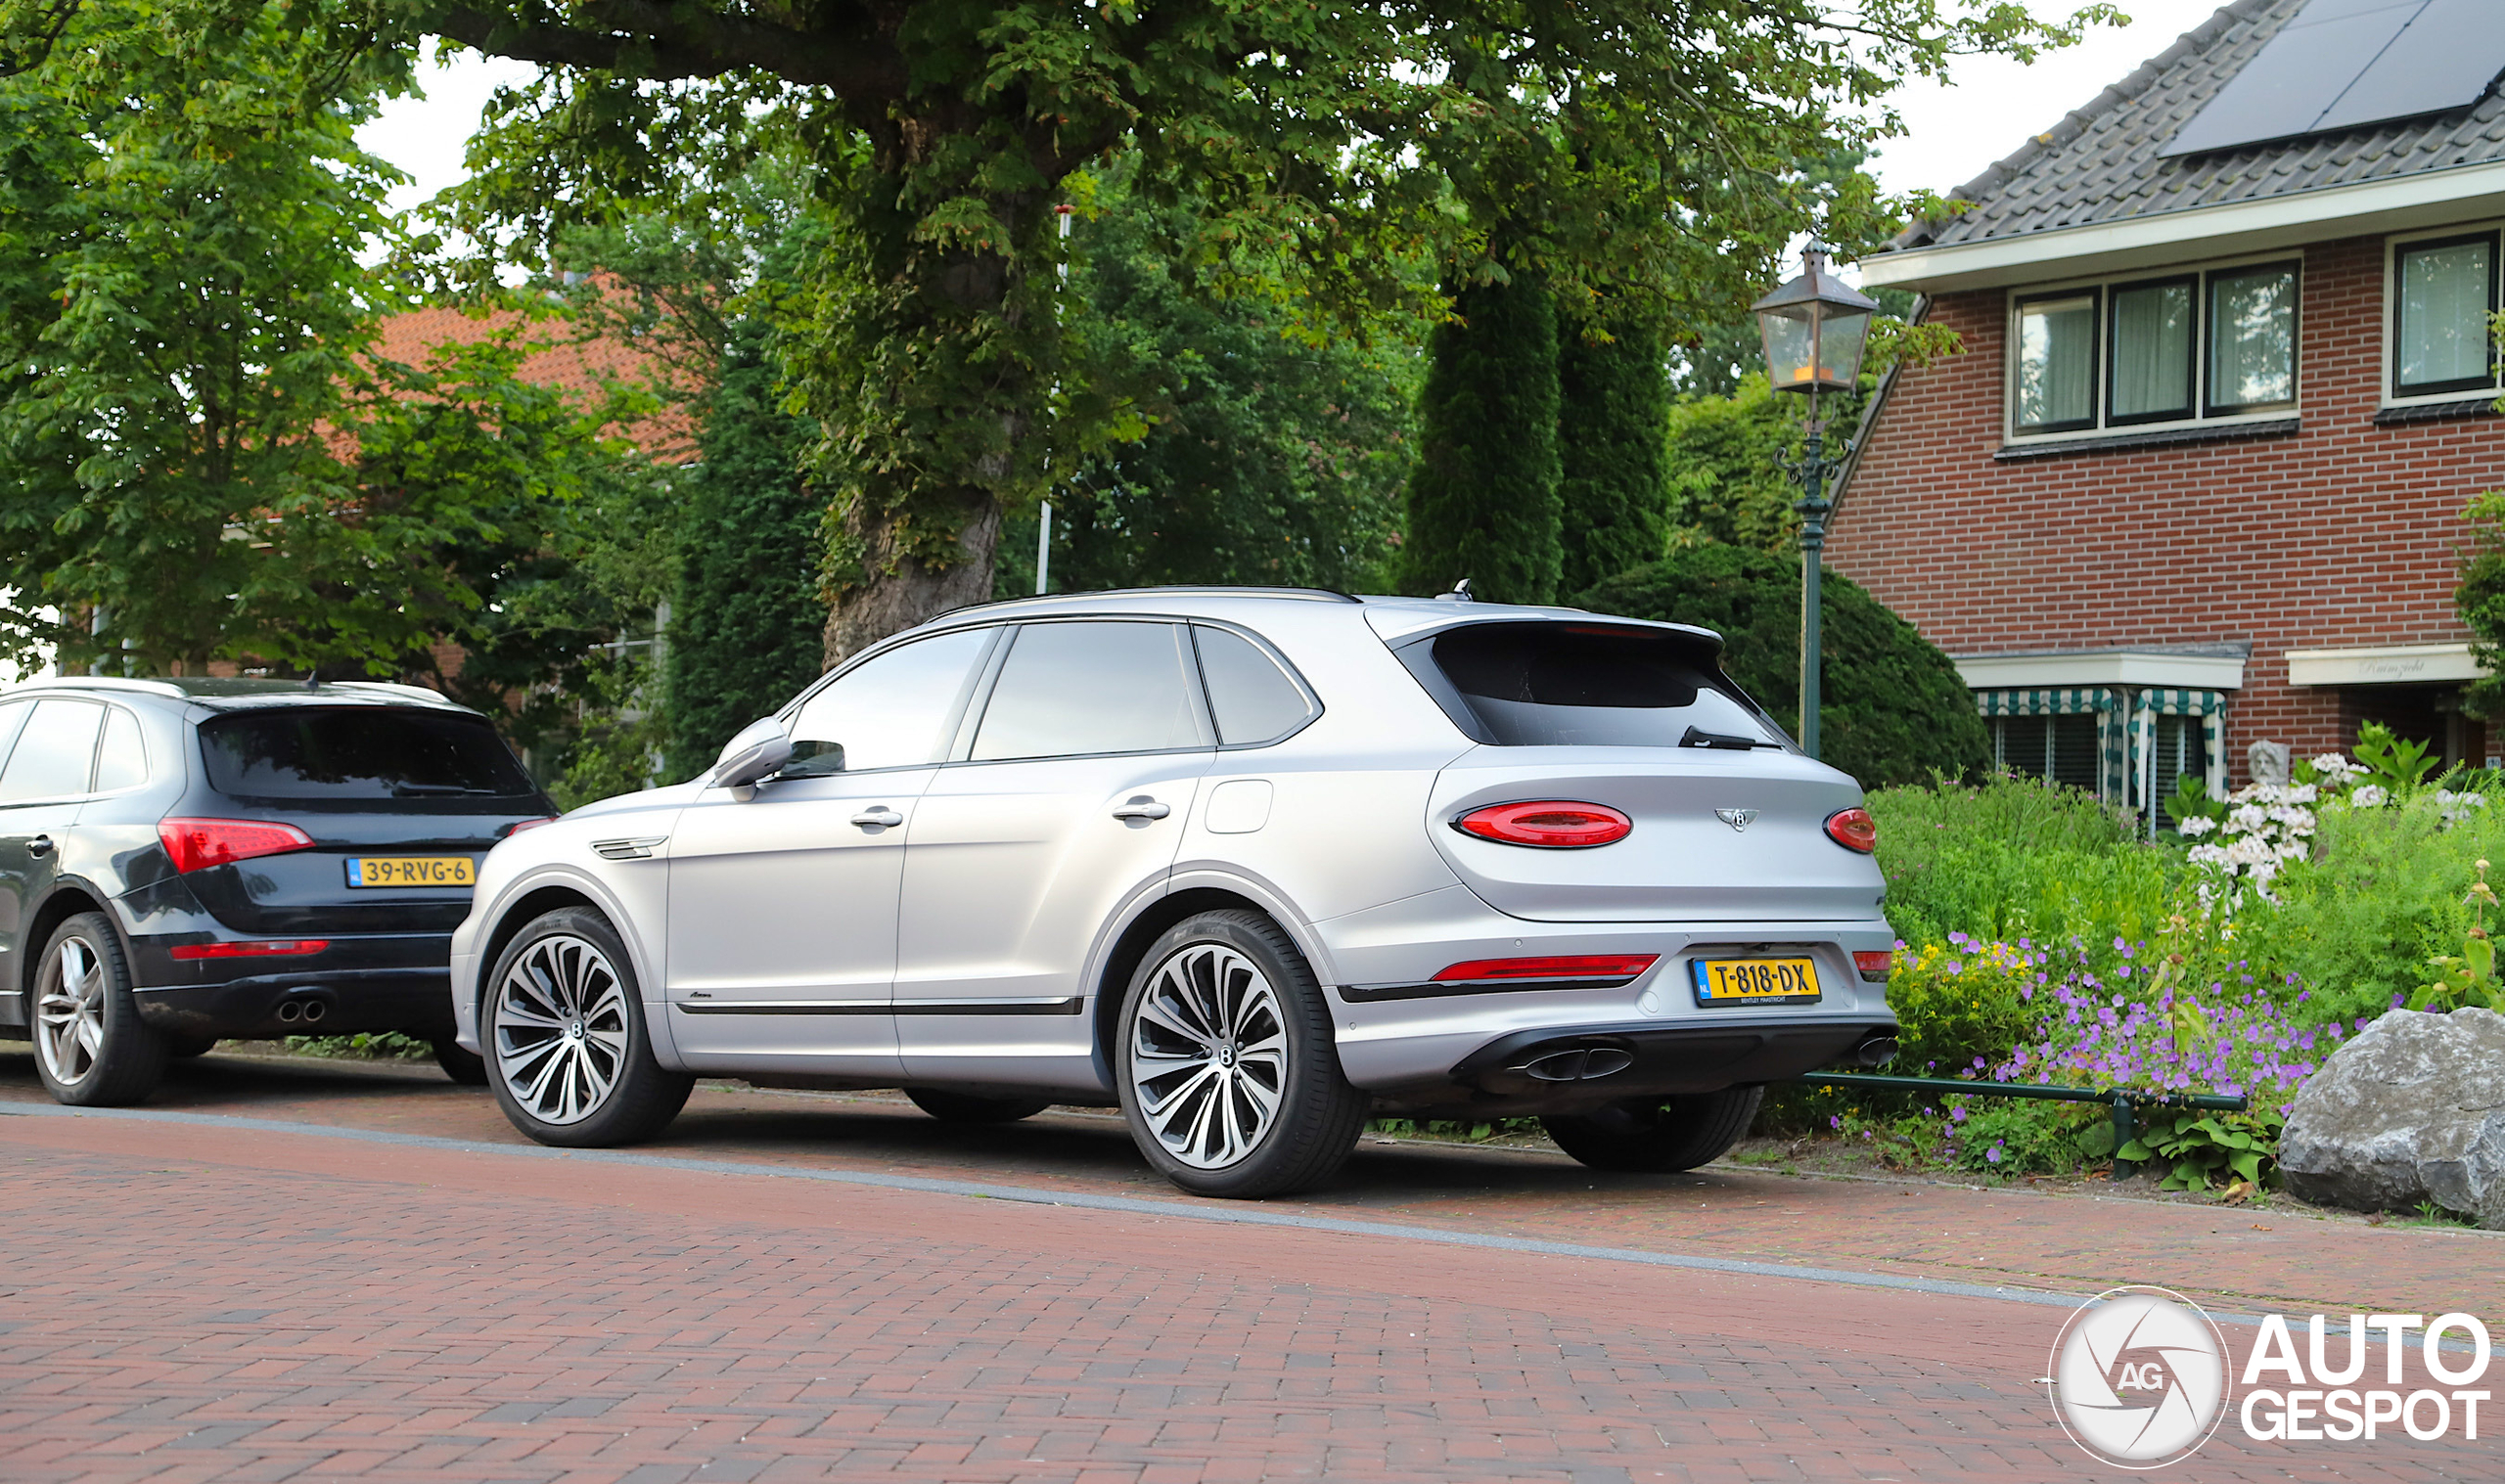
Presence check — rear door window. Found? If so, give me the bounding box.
[0,699,104,800]
[1401,622,1784,748]
[200,708,537,799]
[971,622,1207,761]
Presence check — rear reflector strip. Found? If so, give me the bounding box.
[1852,950,1893,982]
[168,939,330,962]
[1432,954,1659,984]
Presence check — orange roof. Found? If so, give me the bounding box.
[372,299,701,465]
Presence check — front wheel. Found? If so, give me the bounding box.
[484,908,691,1147]
[31,913,166,1106]
[1541,1087,1764,1173]
[1115,910,1366,1198]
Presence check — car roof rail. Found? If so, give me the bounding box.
[4,676,188,698]
[929,584,1363,623]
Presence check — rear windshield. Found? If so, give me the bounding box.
[200,709,538,800]
[1402,623,1786,748]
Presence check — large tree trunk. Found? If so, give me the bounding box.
[820,486,1003,662]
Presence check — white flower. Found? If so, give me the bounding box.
[2177,816,2216,837]
[2351,784,2389,808]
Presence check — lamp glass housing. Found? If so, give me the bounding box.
[1751,249,1880,395]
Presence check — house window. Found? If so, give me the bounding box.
[2008,259,2299,440]
[2392,231,2500,398]
[1992,713,2102,792]
[2148,712,2209,807]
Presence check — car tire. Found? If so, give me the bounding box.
[165,1035,217,1059]
[483,907,691,1147]
[1541,1087,1765,1173]
[31,912,167,1107]
[432,1035,489,1087]
[1115,909,1366,1199]
[905,1088,1054,1123]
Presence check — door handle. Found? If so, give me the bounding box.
[849,807,904,829]
[1111,797,1171,821]
[24,834,51,858]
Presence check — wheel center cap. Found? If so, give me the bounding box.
[568,1019,584,1040]
[1218,1044,1236,1067]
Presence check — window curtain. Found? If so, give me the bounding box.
[2208,267,2296,409]
[2111,282,2192,419]
[2019,297,2095,427]
[2399,241,2493,390]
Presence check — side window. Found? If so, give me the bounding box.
[0,699,104,801]
[971,622,1207,762]
[0,701,31,779]
[93,706,149,791]
[1193,626,1317,745]
[784,627,992,777]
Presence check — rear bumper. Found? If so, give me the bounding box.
[1411,1017,1898,1116]
[129,933,455,1039]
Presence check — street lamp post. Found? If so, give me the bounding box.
[1751,245,1879,761]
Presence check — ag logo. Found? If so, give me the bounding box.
[2047,1285,2230,1469]
[1713,807,1757,832]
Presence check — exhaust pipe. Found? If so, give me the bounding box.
[1853,1034,1900,1068]
[298,1000,327,1025]
[276,1000,303,1023]
[1517,1046,1636,1083]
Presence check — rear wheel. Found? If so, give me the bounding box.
[485,908,691,1147]
[906,1088,1054,1123]
[31,913,166,1106]
[1116,910,1366,1198]
[1541,1087,1764,1173]
[165,1036,217,1059]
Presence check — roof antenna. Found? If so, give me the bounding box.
[303,668,320,691]
[1435,577,1476,604]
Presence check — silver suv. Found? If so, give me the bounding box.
[449,589,1898,1196]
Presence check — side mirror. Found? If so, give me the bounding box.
[710,717,794,789]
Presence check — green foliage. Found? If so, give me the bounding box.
[1556,319,1671,594]
[1000,179,1416,600]
[1577,544,1992,788]
[666,324,829,779]
[2119,1106,2283,1192]
[2458,488,2505,720]
[285,1031,433,1061]
[2164,775,2227,832]
[1399,272,1563,602]
[2409,858,2503,1012]
[1882,940,2042,1077]
[2353,720,2438,789]
[388,0,2115,654]
[2261,795,2505,1023]
[1662,374,1825,553]
[1866,779,2176,952]
[1944,1098,2111,1176]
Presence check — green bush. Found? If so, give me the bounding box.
[1883,939,2042,1077]
[1865,778,2178,953]
[2263,794,2505,1024]
[1576,544,1991,788]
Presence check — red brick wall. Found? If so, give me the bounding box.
[1830,234,2505,786]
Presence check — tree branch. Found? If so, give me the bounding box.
[414,0,902,101]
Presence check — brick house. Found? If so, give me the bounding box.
[1836,0,2505,816]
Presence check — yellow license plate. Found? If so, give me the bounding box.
[346,856,476,889]
[1692,957,1821,1006]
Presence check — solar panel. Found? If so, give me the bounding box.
[2162,0,2505,157]
[2314,0,2505,131]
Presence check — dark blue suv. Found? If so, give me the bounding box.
[0,677,555,1104]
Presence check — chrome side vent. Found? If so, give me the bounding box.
[592,835,666,861]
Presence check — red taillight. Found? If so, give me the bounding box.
[1824,807,1878,854]
[1453,801,1633,849]
[1852,950,1894,982]
[1433,955,1659,984]
[168,939,329,962]
[506,817,557,836]
[157,818,317,874]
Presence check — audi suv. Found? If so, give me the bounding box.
[0,678,555,1104]
[450,589,1898,1196]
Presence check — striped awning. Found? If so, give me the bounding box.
[1974,687,2119,717]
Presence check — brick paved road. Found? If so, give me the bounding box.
[1,1047,2497,1482]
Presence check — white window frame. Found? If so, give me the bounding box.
[2382,220,2505,409]
[2002,249,2303,447]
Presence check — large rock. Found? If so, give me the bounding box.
[2280,1008,2505,1228]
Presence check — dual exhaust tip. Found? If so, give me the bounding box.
[1514,1032,1899,1086]
[273,997,330,1026]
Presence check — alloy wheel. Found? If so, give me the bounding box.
[33,934,104,1088]
[492,934,630,1126]
[1127,942,1290,1168]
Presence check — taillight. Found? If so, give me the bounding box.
[1453,801,1633,848]
[157,818,317,874]
[169,939,329,962]
[1434,955,1659,984]
[1824,807,1878,854]
[1852,950,1893,982]
[505,817,557,837]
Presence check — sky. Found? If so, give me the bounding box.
[358,3,2236,217]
